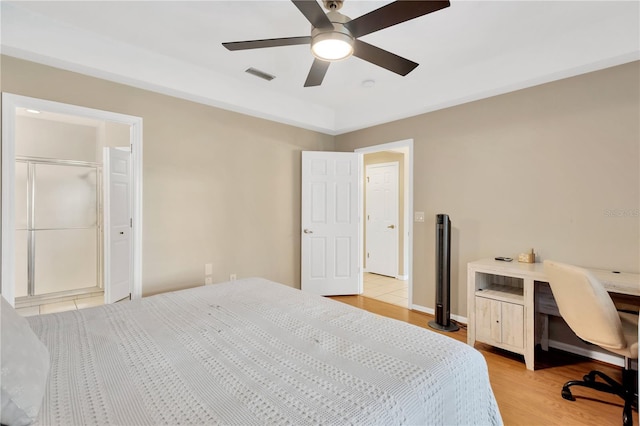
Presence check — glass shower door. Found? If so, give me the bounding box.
[17,160,100,297]
[33,163,99,295]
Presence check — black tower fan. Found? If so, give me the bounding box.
[428,214,459,332]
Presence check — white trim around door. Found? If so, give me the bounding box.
[355,139,413,308]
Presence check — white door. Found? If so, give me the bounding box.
[365,162,399,277]
[301,151,361,296]
[103,147,131,303]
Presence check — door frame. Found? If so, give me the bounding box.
[1,93,143,305]
[355,139,413,307]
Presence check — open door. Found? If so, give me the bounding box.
[103,147,131,303]
[301,151,361,296]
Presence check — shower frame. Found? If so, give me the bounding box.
[16,155,103,301]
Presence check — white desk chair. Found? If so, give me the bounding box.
[543,260,638,426]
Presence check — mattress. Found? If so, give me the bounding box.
[28,278,502,425]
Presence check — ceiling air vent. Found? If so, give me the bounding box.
[245,67,275,81]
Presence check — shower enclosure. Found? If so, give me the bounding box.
[15,158,102,299]
[2,94,142,307]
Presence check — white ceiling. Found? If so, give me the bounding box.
[2,1,639,135]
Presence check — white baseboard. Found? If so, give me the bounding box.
[411,304,468,325]
[548,339,624,367]
[363,269,405,280]
[409,310,630,368]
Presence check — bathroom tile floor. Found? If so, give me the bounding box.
[16,294,105,317]
[362,272,408,308]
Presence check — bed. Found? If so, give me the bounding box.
[2,278,502,425]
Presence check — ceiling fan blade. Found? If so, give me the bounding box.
[291,0,333,30]
[345,0,450,38]
[304,58,330,87]
[223,36,311,51]
[353,39,418,76]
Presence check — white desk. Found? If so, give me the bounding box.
[467,258,640,370]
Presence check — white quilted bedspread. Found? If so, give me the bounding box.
[28,278,502,425]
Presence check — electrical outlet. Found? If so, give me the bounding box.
[204,276,213,285]
[229,274,237,281]
[414,211,425,222]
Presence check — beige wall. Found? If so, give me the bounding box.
[16,116,98,162]
[363,151,405,276]
[104,121,131,150]
[2,55,638,315]
[337,61,640,317]
[1,55,335,296]
[16,115,131,164]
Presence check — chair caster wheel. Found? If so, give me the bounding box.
[562,387,574,401]
[622,411,632,426]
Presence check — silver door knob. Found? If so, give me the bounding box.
[387,224,395,229]
[303,229,313,234]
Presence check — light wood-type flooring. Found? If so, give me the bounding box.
[329,294,637,426]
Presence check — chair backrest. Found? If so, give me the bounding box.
[543,260,626,350]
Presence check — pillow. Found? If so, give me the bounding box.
[1,296,50,426]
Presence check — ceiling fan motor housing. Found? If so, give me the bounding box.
[310,10,354,61]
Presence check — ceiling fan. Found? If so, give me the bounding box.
[222,0,450,87]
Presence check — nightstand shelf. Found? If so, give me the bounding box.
[475,284,524,304]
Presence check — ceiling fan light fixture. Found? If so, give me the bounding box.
[222,0,451,87]
[311,30,354,61]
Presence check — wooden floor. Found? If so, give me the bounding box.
[329,295,637,426]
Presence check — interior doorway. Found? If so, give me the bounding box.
[356,140,413,309]
[1,93,143,307]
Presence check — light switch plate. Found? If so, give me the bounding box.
[414,211,425,222]
[205,263,213,275]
